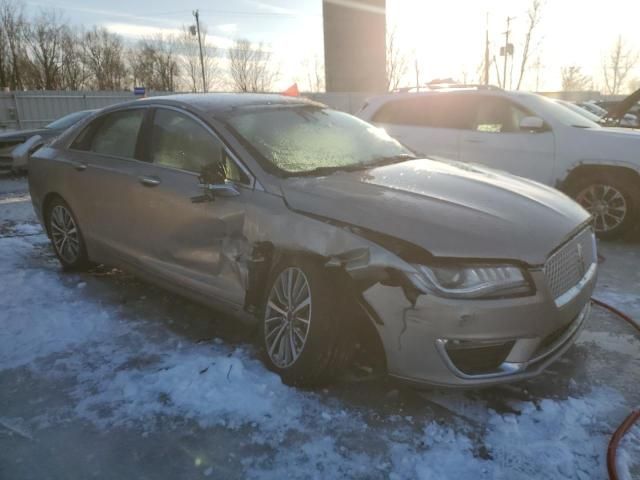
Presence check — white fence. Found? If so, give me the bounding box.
[0,90,374,132]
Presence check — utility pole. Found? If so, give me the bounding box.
[192,10,207,93]
[414,57,420,92]
[483,13,490,85]
[533,57,542,92]
[502,16,514,89]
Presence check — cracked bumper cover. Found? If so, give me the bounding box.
[362,268,596,387]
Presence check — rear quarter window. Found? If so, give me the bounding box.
[372,94,474,129]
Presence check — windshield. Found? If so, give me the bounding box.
[528,95,600,128]
[46,110,92,130]
[581,102,608,117]
[225,106,414,175]
[555,100,603,123]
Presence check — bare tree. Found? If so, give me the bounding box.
[515,0,543,90]
[83,27,127,90]
[303,54,324,92]
[0,0,28,89]
[228,39,278,92]
[60,27,89,90]
[386,26,408,91]
[26,9,65,89]
[561,65,590,91]
[177,25,220,92]
[603,36,639,95]
[129,34,179,91]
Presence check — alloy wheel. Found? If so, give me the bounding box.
[50,205,81,264]
[576,184,627,233]
[264,267,312,368]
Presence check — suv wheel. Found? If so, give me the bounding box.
[261,258,352,386]
[46,197,91,270]
[567,173,638,239]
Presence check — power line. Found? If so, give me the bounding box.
[148,8,320,18]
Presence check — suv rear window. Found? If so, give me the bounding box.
[372,94,473,129]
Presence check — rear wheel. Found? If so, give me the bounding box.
[261,257,353,386]
[46,197,91,271]
[567,173,638,239]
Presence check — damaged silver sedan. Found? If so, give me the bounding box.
[28,94,597,387]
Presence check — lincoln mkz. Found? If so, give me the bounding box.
[28,94,597,387]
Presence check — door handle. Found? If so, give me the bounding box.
[465,138,485,144]
[71,161,87,171]
[139,176,161,187]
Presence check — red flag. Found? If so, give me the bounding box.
[281,83,299,97]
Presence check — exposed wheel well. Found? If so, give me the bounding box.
[561,165,640,192]
[245,246,388,372]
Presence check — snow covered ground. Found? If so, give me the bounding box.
[0,175,638,479]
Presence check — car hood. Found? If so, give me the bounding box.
[281,159,590,266]
[587,126,640,138]
[574,127,640,163]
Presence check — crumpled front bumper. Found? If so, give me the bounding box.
[362,268,596,387]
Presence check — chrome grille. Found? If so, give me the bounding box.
[544,228,596,300]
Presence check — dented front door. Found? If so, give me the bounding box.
[135,164,249,307]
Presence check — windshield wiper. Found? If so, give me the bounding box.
[287,164,366,177]
[365,153,418,167]
[286,154,418,178]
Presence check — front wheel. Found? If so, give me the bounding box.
[260,258,353,386]
[567,174,638,239]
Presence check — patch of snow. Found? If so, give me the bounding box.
[1,227,639,479]
[11,222,42,235]
[0,236,125,371]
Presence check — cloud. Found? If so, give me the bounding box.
[217,23,238,34]
[104,23,235,49]
[248,1,301,16]
[25,0,178,27]
[105,23,183,39]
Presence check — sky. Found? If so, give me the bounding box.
[23,0,640,92]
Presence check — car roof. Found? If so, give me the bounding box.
[368,89,538,102]
[359,89,541,115]
[120,93,325,115]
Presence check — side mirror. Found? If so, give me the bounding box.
[519,116,545,132]
[202,180,240,197]
[194,159,239,202]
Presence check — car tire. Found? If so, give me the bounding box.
[566,173,638,240]
[260,256,353,387]
[45,197,91,271]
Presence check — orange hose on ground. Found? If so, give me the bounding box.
[591,297,640,480]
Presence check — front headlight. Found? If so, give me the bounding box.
[408,264,533,299]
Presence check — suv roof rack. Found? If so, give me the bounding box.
[391,83,503,93]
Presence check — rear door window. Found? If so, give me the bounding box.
[89,110,145,158]
[472,97,533,133]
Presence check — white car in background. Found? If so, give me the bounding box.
[578,101,640,128]
[358,87,640,238]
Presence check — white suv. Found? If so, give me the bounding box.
[358,87,640,238]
